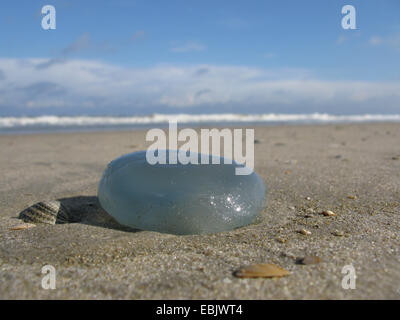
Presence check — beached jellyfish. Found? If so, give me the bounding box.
[98,150,266,235]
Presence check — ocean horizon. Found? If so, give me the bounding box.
[1,112,400,134]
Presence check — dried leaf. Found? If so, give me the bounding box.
[234,263,290,278]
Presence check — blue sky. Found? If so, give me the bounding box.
[0,0,399,116]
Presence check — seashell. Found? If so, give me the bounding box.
[18,200,69,225]
[332,230,344,237]
[299,228,311,235]
[321,210,335,216]
[10,223,36,230]
[234,263,290,278]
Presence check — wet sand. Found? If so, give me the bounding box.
[0,123,399,299]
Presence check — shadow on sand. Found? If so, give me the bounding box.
[17,196,141,233]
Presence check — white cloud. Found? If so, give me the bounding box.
[170,42,206,53]
[61,33,92,55]
[130,30,145,41]
[369,33,400,49]
[0,58,399,114]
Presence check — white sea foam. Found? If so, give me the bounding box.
[1,113,400,128]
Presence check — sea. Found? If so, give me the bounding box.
[1,113,400,134]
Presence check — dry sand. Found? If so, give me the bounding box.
[0,123,399,299]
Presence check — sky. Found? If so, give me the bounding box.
[0,0,399,116]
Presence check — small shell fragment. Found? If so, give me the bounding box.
[275,237,287,243]
[304,208,314,217]
[19,200,69,225]
[10,223,36,230]
[332,230,344,237]
[299,228,311,235]
[298,256,321,265]
[234,263,290,278]
[321,210,336,217]
[223,278,232,284]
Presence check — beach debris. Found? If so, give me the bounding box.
[10,223,36,230]
[98,150,266,235]
[304,208,314,217]
[332,230,345,237]
[284,170,291,175]
[391,156,400,160]
[288,206,296,210]
[234,263,290,278]
[347,195,357,200]
[254,139,262,144]
[305,196,311,201]
[299,228,312,236]
[223,278,232,284]
[321,210,335,217]
[297,255,321,265]
[275,237,287,243]
[19,200,69,225]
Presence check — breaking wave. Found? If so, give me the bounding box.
[1,113,400,129]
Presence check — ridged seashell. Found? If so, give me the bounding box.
[19,200,69,225]
[234,263,290,278]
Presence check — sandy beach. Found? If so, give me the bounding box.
[0,123,399,299]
